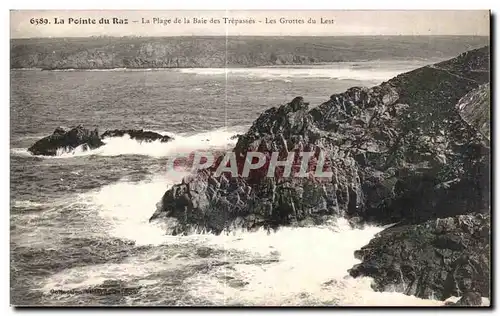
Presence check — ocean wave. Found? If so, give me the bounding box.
[12,67,44,71]
[15,61,429,82]
[174,61,429,82]
[20,134,50,140]
[10,148,32,157]
[81,174,187,246]
[180,219,444,306]
[37,172,489,306]
[10,126,247,159]
[47,68,171,72]
[12,200,45,209]
[39,207,463,306]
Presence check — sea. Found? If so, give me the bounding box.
[10,59,468,306]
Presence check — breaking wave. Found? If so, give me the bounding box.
[47,68,165,72]
[175,61,430,82]
[11,200,45,209]
[40,177,457,306]
[11,126,247,159]
[36,171,481,306]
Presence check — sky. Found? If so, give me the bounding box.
[10,10,490,38]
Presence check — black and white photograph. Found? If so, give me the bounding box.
[9,9,491,307]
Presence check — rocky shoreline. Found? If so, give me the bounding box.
[349,213,490,301]
[27,46,490,304]
[149,46,490,303]
[11,36,488,70]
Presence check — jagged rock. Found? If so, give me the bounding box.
[289,96,310,111]
[101,129,172,143]
[150,46,490,236]
[28,125,104,156]
[457,83,490,140]
[348,213,490,301]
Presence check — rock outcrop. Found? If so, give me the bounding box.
[348,213,490,301]
[457,83,490,140]
[149,46,491,302]
[150,46,490,236]
[28,127,174,156]
[345,52,491,301]
[101,129,172,143]
[28,125,104,156]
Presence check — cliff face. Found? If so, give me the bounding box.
[150,46,490,236]
[146,46,490,301]
[11,36,489,69]
[346,66,490,302]
[457,83,490,140]
[349,213,490,300]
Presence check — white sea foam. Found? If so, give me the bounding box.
[181,220,447,306]
[174,61,429,82]
[12,200,45,209]
[10,148,32,157]
[97,127,240,157]
[41,261,175,292]
[38,174,443,306]
[12,67,43,71]
[49,68,146,72]
[40,210,456,305]
[85,173,189,246]
[41,175,489,306]
[12,126,246,159]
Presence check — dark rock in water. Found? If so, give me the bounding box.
[348,213,490,301]
[28,125,104,156]
[101,129,173,143]
[452,291,483,306]
[150,46,490,236]
[28,126,174,156]
[196,247,214,258]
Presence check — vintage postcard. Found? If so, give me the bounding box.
[10,10,490,307]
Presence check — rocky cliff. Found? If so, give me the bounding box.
[347,72,491,302]
[149,46,490,302]
[349,213,490,300]
[150,46,490,234]
[457,83,490,140]
[11,36,489,69]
